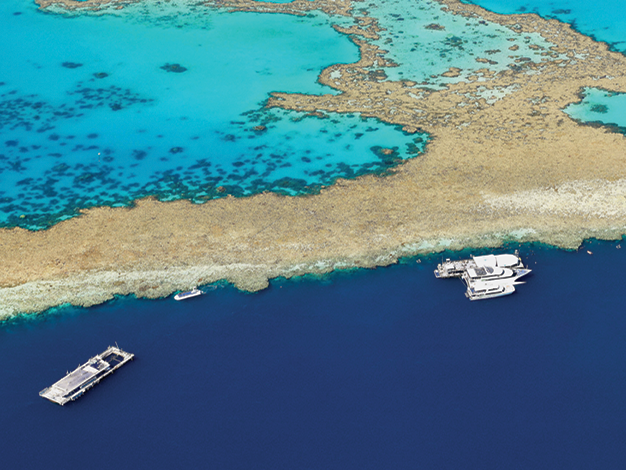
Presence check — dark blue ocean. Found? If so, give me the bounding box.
[2,241,626,469]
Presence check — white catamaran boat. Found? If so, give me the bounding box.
[174,287,203,301]
[462,265,531,287]
[465,281,516,301]
[461,261,531,301]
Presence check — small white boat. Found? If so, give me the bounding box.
[174,287,203,301]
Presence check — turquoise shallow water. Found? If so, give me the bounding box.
[363,0,561,87]
[0,0,426,229]
[564,88,626,133]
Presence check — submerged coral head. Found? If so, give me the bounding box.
[62,61,82,69]
[160,63,187,73]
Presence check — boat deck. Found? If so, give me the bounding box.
[434,258,477,278]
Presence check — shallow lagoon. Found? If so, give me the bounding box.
[0,0,426,229]
[364,0,560,86]
[461,1,626,136]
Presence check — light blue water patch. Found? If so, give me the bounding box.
[360,0,562,87]
[4,1,349,105]
[0,102,427,229]
[563,88,626,133]
[462,0,626,54]
[0,0,427,229]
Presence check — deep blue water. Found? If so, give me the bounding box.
[2,240,626,469]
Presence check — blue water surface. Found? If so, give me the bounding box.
[2,241,626,469]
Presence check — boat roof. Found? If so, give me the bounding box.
[473,254,519,268]
[466,266,506,278]
[469,281,515,292]
[178,290,196,297]
[51,359,109,394]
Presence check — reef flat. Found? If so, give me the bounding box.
[3,0,626,318]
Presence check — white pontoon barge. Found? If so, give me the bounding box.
[39,346,134,405]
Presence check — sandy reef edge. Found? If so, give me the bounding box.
[3,177,626,320]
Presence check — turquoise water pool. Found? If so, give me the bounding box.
[564,88,626,134]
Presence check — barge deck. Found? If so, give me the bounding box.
[39,346,134,405]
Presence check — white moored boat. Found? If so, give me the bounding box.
[473,253,524,270]
[462,265,531,287]
[174,287,203,301]
[462,264,530,301]
[465,282,516,301]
